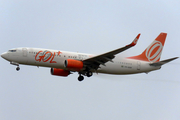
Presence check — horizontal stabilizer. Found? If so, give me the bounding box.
[149,57,179,66]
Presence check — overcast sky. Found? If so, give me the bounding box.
[0,0,180,120]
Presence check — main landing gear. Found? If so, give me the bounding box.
[78,71,93,81]
[86,71,93,77]
[78,75,84,81]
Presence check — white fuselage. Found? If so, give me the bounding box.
[1,47,161,75]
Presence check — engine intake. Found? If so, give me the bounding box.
[51,68,70,77]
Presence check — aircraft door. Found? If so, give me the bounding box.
[137,61,141,70]
[22,48,28,57]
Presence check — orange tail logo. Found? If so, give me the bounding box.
[128,33,167,62]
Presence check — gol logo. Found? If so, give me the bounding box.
[145,40,163,62]
[35,50,59,63]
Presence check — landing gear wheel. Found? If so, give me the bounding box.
[87,71,93,77]
[16,67,20,71]
[78,75,84,81]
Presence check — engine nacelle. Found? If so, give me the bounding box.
[64,59,83,71]
[51,68,70,77]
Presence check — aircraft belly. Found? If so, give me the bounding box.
[97,60,160,75]
[97,62,137,74]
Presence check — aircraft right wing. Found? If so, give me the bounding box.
[83,34,141,70]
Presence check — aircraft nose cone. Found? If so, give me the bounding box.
[1,52,8,59]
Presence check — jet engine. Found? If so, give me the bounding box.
[64,59,83,71]
[51,68,70,77]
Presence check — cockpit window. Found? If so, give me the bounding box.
[8,50,17,52]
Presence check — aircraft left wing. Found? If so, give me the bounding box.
[83,34,141,70]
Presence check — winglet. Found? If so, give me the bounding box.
[128,33,141,46]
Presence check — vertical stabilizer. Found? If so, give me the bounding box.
[128,33,167,62]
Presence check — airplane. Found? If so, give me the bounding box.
[1,32,178,81]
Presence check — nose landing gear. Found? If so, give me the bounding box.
[10,62,20,71]
[16,66,20,71]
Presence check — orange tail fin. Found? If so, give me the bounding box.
[128,33,167,62]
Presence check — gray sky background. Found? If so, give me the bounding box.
[1,0,180,120]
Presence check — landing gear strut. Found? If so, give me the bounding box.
[10,62,20,71]
[78,75,84,81]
